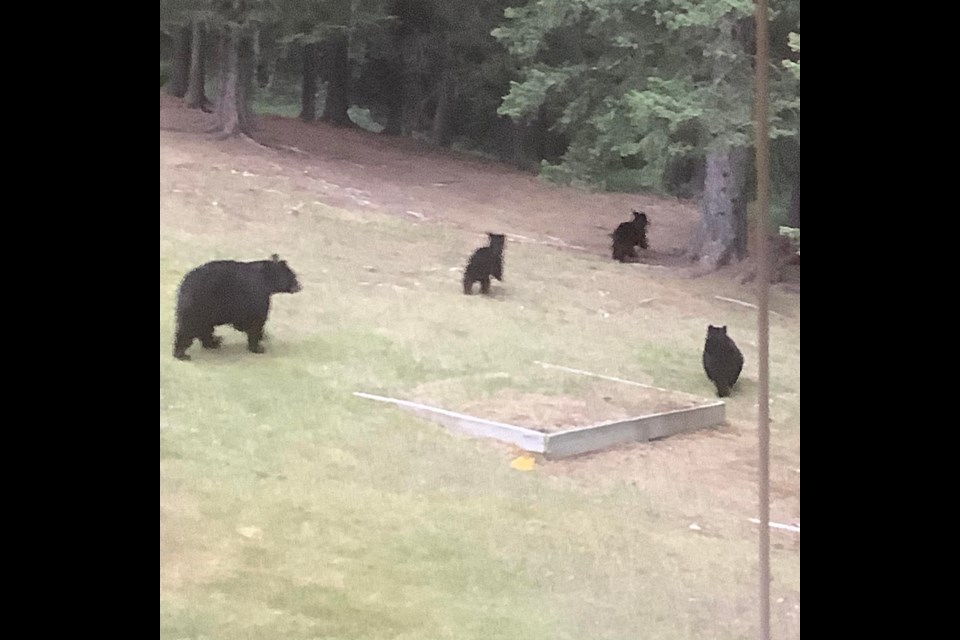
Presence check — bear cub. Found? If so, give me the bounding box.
[702,325,744,397]
[611,210,649,262]
[463,233,506,295]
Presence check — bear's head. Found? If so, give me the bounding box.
[487,233,506,253]
[632,210,649,228]
[265,254,302,294]
[706,325,728,341]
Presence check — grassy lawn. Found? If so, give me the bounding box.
[160,132,800,639]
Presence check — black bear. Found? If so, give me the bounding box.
[702,325,744,397]
[611,210,649,262]
[173,254,302,361]
[463,233,505,295]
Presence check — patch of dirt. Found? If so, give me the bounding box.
[160,92,700,266]
[409,377,705,433]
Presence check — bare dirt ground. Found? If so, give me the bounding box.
[410,375,704,432]
[160,93,799,544]
[161,93,701,265]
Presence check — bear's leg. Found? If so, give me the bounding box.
[614,242,629,262]
[480,276,491,294]
[463,275,474,295]
[200,328,223,349]
[246,324,266,354]
[173,331,194,361]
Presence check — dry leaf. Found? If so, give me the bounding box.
[510,456,536,471]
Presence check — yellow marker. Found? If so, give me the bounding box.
[510,456,536,471]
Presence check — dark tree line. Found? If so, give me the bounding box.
[161,0,800,270]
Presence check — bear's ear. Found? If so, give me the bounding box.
[271,254,280,262]
[721,326,728,333]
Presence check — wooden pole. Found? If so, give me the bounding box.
[753,1,772,638]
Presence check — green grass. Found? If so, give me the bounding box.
[160,138,800,639]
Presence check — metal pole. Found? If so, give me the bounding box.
[753,0,772,638]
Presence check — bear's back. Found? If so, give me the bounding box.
[703,333,744,381]
[467,246,503,280]
[177,260,271,319]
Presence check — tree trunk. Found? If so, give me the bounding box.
[495,117,525,168]
[237,31,257,132]
[300,42,319,122]
[382,46,404,135]
[321,34,351,126]
[215,25,255,137]
[787,173,800,228]
[256,28,274,89]
[185,18,211,111]
[167,24,191,98]
[687,12,751,272]
[431,69,452,147]
[688,148,749,269]
[400,41,417,135]
[401,57,422,134]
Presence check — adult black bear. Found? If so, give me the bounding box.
[173,254,302,361]
[462,233,505,295]
[611,210,649,262]
[702,325,744,397]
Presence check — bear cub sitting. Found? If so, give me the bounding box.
[463,233,505,295]
[611,210,649,262]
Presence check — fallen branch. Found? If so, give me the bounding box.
[715,295,758,310]
[748,518,800,533]
[714,295,784,318]
[534,361,711,402]
[507,234,587,251]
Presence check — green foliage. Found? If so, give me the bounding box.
[498,68,572,120]
[494,0,801,194]
[274,0,393,52]
[779,225,800,255]
[158,0,800,203]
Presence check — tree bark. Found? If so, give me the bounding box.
[167,24,191,98]
[381,42,404,135]
[687,13,751,271]
[401,46,423,135]
[688,147,749,268]
[321,34,351,126]
[215,24,255,137]
[237,31,257,132]
[255,26,274,89]
[300,42,319,121]
[185,18,211,111]
[431,69,452,147]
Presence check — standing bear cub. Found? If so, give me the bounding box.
[702,325,744,397]
[611,210,649,262]
[173,254,302,361]
[462,233,505,295]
